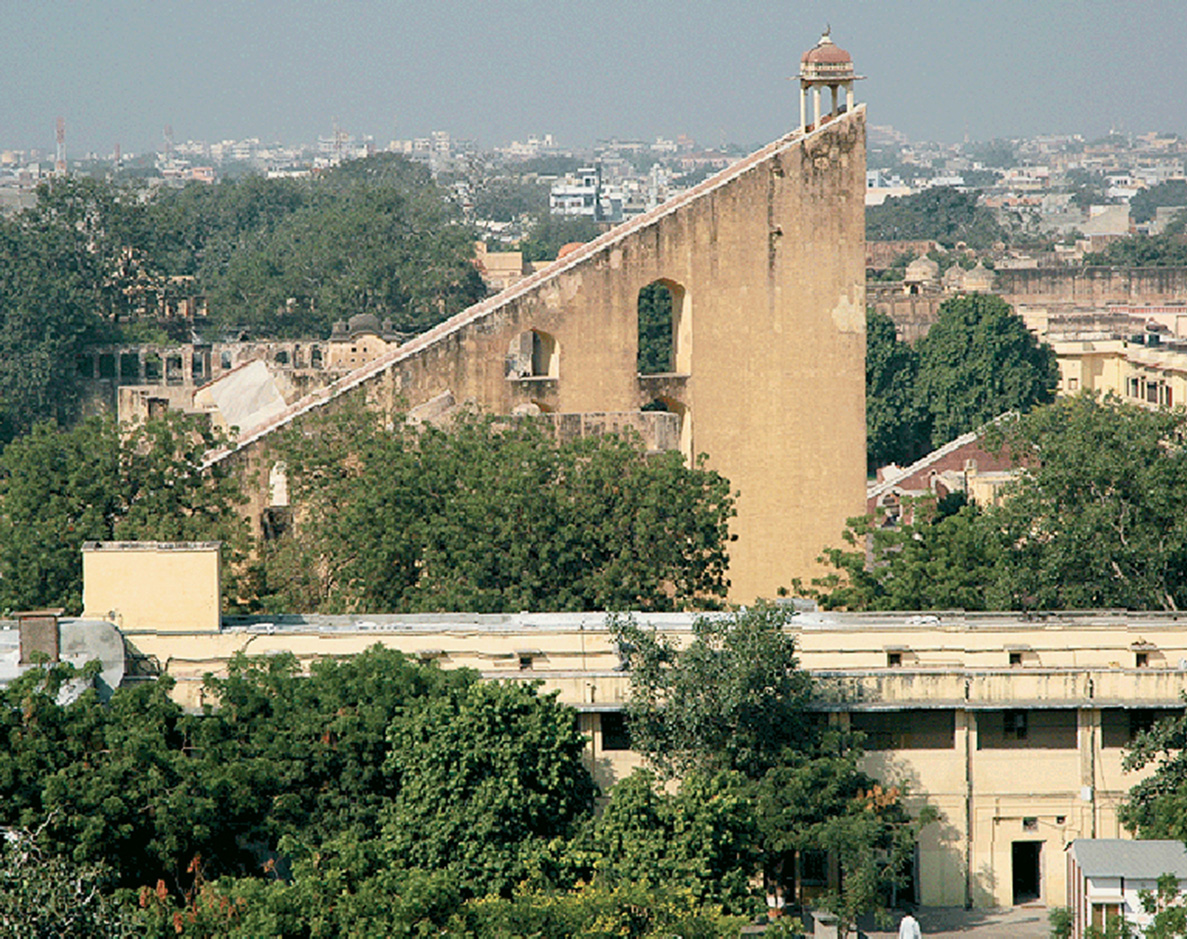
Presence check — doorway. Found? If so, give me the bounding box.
[1012,841,1042,904]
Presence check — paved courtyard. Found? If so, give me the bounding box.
[855,904,1050,938]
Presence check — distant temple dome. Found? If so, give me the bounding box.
[962,260,996,292]
[329,312,402,342]
[904,256,941,285]
[347,312,381,334]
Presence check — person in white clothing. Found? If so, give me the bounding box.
[898,910,922,939]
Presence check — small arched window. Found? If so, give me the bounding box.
[507,330,559,379]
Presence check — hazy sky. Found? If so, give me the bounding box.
[3,1,1185,155]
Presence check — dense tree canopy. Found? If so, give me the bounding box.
[0,413,247,614]
[611,606,933,932]
[260,408,735,613]
[865,308,929,470]
[515,212,601,262]
[1083,229,1187,267]
[1129,179,1187,224]
[915,293,1059,447]
[864,296,1058,469]
[865,187,1005,248]
[809,394,1187,613]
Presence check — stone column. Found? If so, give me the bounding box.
[846,82,854,111]
[800,85,807,131]
[813,86,821,127]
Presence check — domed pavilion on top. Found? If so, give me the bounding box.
[798,27,863,132]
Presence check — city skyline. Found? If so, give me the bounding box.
[2,1,1186,155]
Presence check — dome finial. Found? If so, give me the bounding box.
[824,22,831,37]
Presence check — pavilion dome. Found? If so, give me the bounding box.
[801,32,852,67]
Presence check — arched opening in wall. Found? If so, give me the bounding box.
[652,396,692,462]
[275,349,289,366]
[506,330,559,379]
[637,279,689,375]
[310,346,323,369]
[268,461,290,507]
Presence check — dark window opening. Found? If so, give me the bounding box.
[165,354,184,385]
[1009,651,1023,666]
[75,355,94,379]
[518,655,533,671]
[850,710,956,750]
[979,710,1076,750]
[119,352,140,384]
[601,713,632,751]
[1022,817,1038,832]
[220,351,233,370]
[143,353,163,383]
[98,353,116,380]
[1136,651,1150,668]
[886,651,903,667]
[275,349,289,366]
[310,347,323,369]
[1102,709,1178,748]
[801,850,828,886]
[260,507,291,541]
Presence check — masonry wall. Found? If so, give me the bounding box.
[227,111,869,602]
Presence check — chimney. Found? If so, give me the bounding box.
[16,609,64,664]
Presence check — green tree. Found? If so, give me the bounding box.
[1120,707,1187,840]
[801,499,1007,612]
[808,395,1187,613]
[516,212,602,262]
[865,187,1005,248]
[991,394,1187,611]
[611,606,814,780]
[1130,180,1187,224]
[588,769,760,913]
[865,307,929,471]
[637,282,674,374]
[0,830,129,938]
[611,606,933,929]
[916,293,1058,447]
[383,680,596,898]
[263,408,734,613]
[1084,232,1187,267]
[0,413,247,614]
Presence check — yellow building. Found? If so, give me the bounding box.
[79,542,1187,912]
[1054,337,1186,408]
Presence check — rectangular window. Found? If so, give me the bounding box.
[1102,709,1178,748]
[1009,651,1024,666]
[1136,651,1150,668]
[886,651,903,667]
[600,713,632,751]
[979,710,1077,749]
[849,710,955,750]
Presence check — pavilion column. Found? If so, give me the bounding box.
[813,87,821,127]
[800,86,807,131]
[846,83,854,111]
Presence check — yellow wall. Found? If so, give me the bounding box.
[219,111,869,603]
[82,542,221,633]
